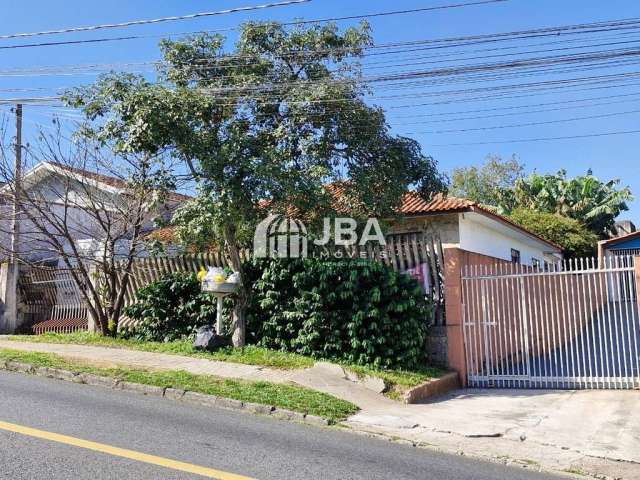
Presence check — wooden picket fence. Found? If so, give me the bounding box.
[116,231,446,329]
[18,231,446,334]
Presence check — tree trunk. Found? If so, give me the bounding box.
[231,290,248,347]
[96,312,110,336]
[223,224,248,347]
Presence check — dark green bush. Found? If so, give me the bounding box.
[123,272,217,342]
[246,257,430,369]
[508,208,598,258]
[124,259,431,369]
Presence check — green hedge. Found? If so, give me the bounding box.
[123,272,217,342]
[125,258,431,369]
[246,258,430,369]
[508,208,598,258]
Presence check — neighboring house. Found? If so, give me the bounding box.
[612,220,636,238]
[599,230,640,259]
[388,193,562,266]
[0,161,190,266]
[150,191,563,266]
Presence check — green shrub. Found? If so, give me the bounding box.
[508,208,598,258]
[124,259,431,369]
[123,272,217,342]
[246,257,430,370]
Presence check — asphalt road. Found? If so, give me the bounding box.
[0,370,562,480]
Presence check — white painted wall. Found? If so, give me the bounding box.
[458,212,560,265]
[1,168,184,264]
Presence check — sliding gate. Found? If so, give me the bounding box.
[461,256,639,389]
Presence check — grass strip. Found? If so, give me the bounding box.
[342,364,448,400]
[0,348,358,423]
[6,333,448,397]
[8,332,314,369]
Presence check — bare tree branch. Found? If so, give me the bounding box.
[0,120,177,335]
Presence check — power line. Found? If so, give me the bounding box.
[0,97,61,105]
[18,91,640,129]
[6,67,640,109]
[7,32,640,79]
[8,64,640,109]
[0,1,508,50]
[387,71,640,108]
[7,7,640,146]
[428,129,640,146]
[284,0,509,24]
[0,1,311,40]
[393,92,640,122]
[2,29,633,75]
[401,107,640,135]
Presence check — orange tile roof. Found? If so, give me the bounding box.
[147,186,562,252]
[395,192,560,250]
[399,192,474,215]
[146,226,177,243]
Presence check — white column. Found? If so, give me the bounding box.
[0,261,19,333]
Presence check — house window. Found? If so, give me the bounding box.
[511,249,521,264]
[531,258,541,269]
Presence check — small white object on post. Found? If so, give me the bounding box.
[201,270,239,335]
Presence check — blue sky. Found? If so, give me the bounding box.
[1,0,639,223]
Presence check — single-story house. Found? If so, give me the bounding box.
[599,230,640,259]
[389,193,562,266]
[151,191,563,266]
[3,161,558,267]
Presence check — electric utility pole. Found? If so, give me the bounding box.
[10,103,22,263]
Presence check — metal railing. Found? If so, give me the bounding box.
[461,256,639,389]
[18,265,88,334]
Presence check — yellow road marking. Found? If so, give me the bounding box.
[0,420,256,480]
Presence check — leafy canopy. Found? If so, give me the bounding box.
[507,208,598,259]
[450,155,633,240]
[67,21,447,248]
[501,170,633,238]
[449,155,524,207]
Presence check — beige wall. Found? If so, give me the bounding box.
[388,213,460,247]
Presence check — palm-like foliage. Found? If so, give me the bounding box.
[501,169,633,238]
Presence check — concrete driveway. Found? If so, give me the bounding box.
[347,388,640,479]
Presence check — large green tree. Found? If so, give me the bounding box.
[67,22,447,345]
[449,155,524,207]
[500,170,633,238]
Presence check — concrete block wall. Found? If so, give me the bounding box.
[425,325,448,367]
[0,262,18,333]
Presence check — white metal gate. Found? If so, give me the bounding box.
[461,256,639,389]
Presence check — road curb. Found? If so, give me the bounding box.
[0,360,331,428]
[402,371,460,404]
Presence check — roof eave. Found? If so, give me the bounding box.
[600,230,640,248]
[469,206,563,252]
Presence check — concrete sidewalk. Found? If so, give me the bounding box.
[0,339,393,410]
[1,339,638,479]
[347,389,640,479]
